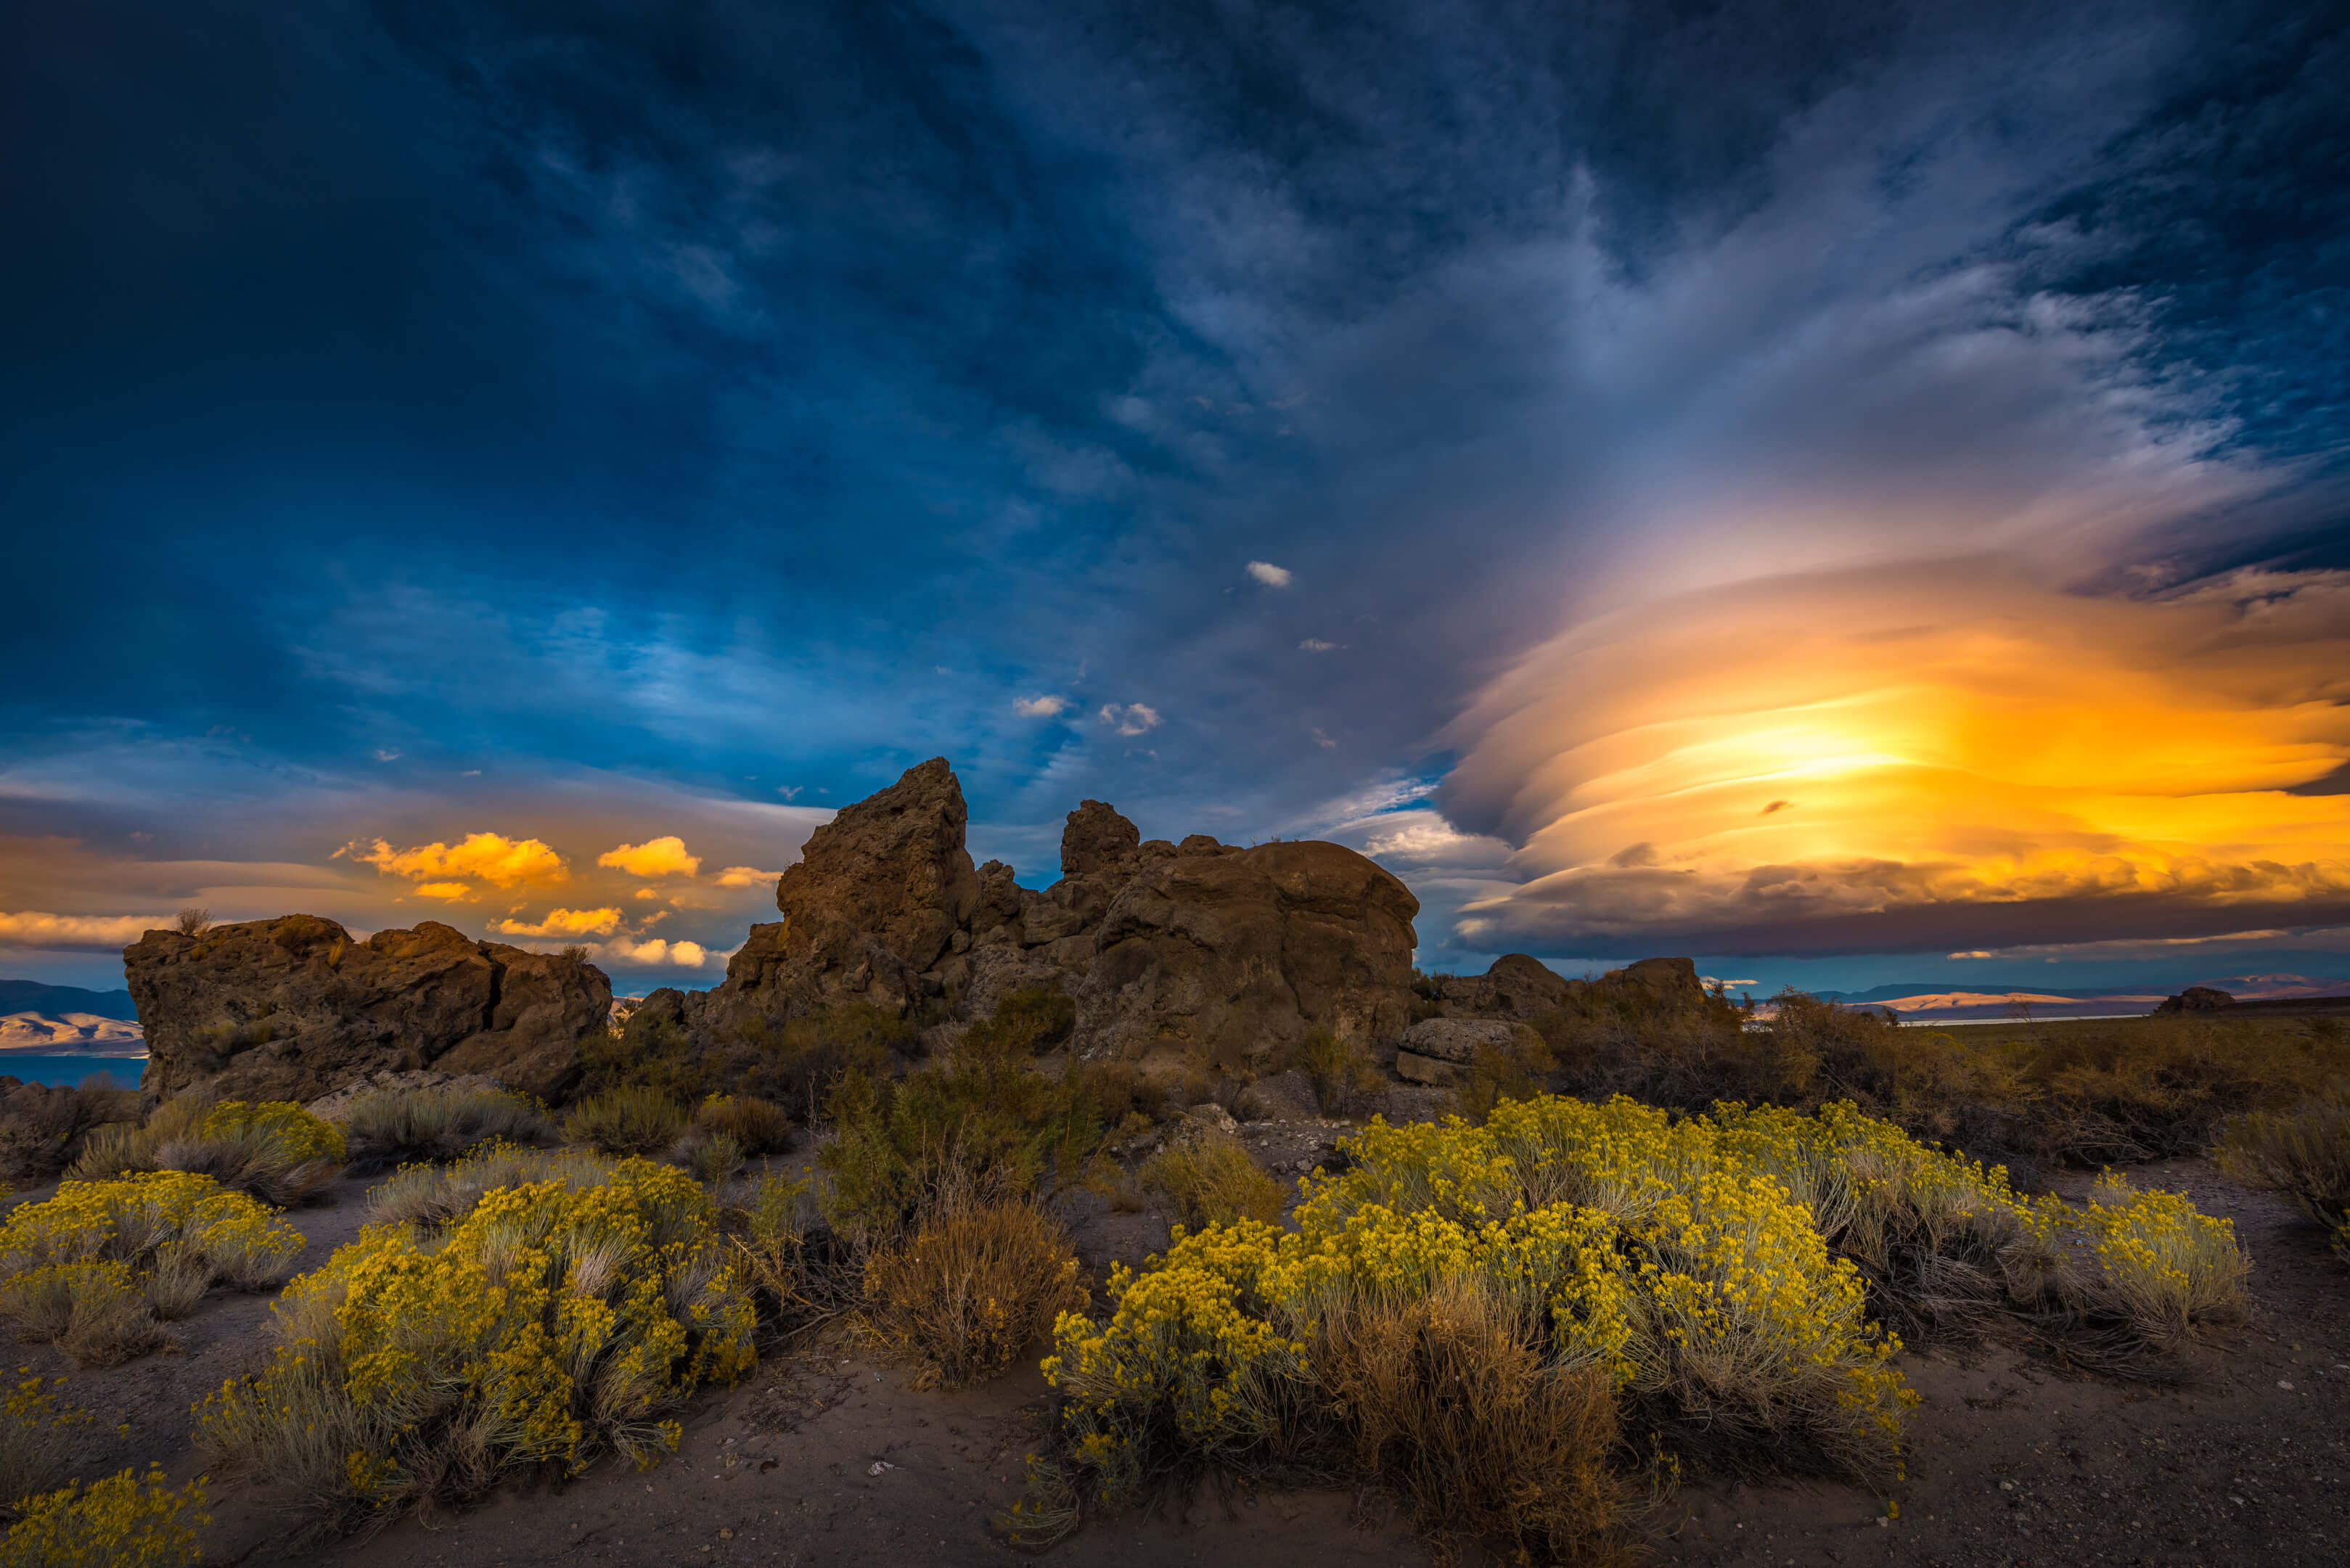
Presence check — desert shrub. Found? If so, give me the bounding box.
[0,1173,301,1365]
[672,1126,745,1187]
[694,1094,793,1156]
[818,1049,1115,1241]
[960,985,1076,1059]
[577,1002,920,1123]
[365,1144,617,1231]
[1137,1128,1286,1228]
[0,1263,167,1367]
[197,1158,756,1531]
[1455,1029,1561,1124]
[338,1085,558,1173]
[2016,1018,2338,1165]
[73,1098,345,1205]
[0,1080,139,1189]
[1028,1091,2254,1553]
[1316,1280,1629,1564]
[0,1376,99,1519]
[563,1085,687,1155]
[0,1466,207,1567]
[1290,1029,1380,1115]
[861,1201,1082,1389]
[2071,1172,2248,1353]
[2213,1097,2350,1239]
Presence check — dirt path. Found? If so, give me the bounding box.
[8,1157,2343,1567]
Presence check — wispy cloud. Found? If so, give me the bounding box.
[0,911,167,951]
[1099,703,1161,737]
[1013,695,1071,718]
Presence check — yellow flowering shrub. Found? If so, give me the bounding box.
[0,1468,206,1568]
[0,1173,304,1363]
[197,1156,756,1527]
[2073,1172,2248,1350]
[0,1374,105,1519]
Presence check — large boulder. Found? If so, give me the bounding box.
[126,916,608,1103]
[1432,953,1577,1019]
[1074,840,1420,1070]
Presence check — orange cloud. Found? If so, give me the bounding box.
[492,906,623,938]
[713,865,779,890]
[1443,562,2350,953]
[412,882,475,901]
[591,935,711,967]
[351,832,569,888]
[596,836,701,879]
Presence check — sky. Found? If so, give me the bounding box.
[3,0,2347,999]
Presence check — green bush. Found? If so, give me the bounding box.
[1137,1127,1287,1228]
[562,1086,687,1155]
[197,1159,755,1531]
[1290,1029,1380,1115]
[577,1002,920,1127]
[960,985,1076,1059]
[818,1048,1121,1242]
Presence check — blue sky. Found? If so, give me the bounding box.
[3,0,2347,997]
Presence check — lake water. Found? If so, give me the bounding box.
[0,1053,146,1088]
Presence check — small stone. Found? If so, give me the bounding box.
[2277,1380,2294,1390]
[1999,1482,2014,1491]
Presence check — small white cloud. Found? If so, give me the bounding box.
[1099,702,1161,736]
[1298,638,1339,652]
[713,866,780,890]
[1014,694,1072,718]
[1245,561,1292,588]
[373,750,401,763]
[776,785,801,800]
[1312,728,1337,749]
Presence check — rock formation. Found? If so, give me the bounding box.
[683,761,1421,1075]
[125,915,609,1103]
[2156,985,2236,1014]
[1428,951,1709,1019]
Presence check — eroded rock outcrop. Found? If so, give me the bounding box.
[2157,985,2236,1014]
[687,760,1420,1072]
[126,916,608,1102]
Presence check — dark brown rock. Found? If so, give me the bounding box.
[126,915,608,1103]
[2157,985,2236,1014]
[1076,839,1420,1071]
[1434,953,1576,1019]
[1062,800,1140,877]
[1234,1068,1320,1122]
[700,758,980,1030]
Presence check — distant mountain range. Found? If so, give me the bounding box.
[1816,973,2350,1020]
[0,980,138,1020]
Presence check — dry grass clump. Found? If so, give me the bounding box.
[695,1094,793,1155]
[0,1172,303,1366]
[1137,1127,1286,1228]
[861,1201,1082,1389]
[1317,1282,1632,1565]
[577,1001,919,1125]
[197,1158,756,1533]
[0,1079,139,1189]
[1290,1029,1380,1115]
[2214,1097,2350,1248]
[337,1085,557,1174]
[365,1143,617,1231]
[72,1098,346,1206]
[562,1085,687,1155]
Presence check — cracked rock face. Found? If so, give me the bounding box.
[124,915,608,1103]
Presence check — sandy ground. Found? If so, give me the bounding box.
[6,1141,2343,1568]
